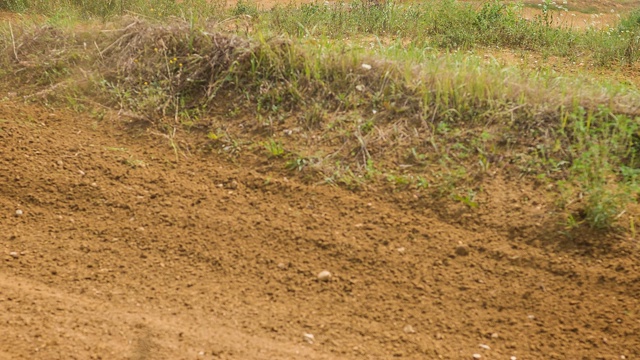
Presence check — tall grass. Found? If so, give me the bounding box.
[2,0,640,66]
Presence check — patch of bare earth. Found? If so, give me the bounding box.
[1,93,639,360]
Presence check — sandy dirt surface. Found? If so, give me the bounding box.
[1,1,640,358]
[1,93,639,360]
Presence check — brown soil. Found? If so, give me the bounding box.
[1,90,640,360]
[2,1,640,358]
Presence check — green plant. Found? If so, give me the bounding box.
[453,190,478,208]
[264,138,285,157]
[285,156,309,171]
[583,186,627,229]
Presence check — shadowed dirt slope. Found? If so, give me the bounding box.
[0,99,639,359]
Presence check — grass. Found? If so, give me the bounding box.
[1,0,640,231]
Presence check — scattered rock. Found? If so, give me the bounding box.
[317,270,332,282]
[303,333,315,344]
[15,209,23,216]
[472,354,482,359]
[78,170,86,176]
[510,357,517,360]
[403,325,416,334]
[397,247,406,254]
[9,252,18,259]
[491,333,499,339]
[277,262,287,270]
[479,344,490,350]
[455,245,470,256]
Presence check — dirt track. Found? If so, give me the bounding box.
[1,92,639,360]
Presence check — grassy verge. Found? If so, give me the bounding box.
[4,0,640,66]
[1,0,640,231]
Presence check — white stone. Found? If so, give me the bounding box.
[403,325,416,334]
[317,270,332,282]
[303,333,315,344]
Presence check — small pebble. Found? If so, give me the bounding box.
[479,344,490,350]
[455,245,470,256]
[78,170,86,176]
[198,351,205,356]
[472,354,481,359]
[403,325,416,334]
[317,270,332,282]
[303,333,315,344]
[9,252,19,259]
[397,247,406,254]
[511,357,517,360]
[527,315,535,320]
[491,333,499,339]
[277,262,287,270]
[15,209,23,216]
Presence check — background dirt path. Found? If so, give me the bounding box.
[1,100,639,359]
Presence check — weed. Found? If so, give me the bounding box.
[264,138,285,157]
[285,156,309,171]
[416,176,429,189]
[453,190,479,209]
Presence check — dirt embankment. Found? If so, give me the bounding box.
[1,94,639,360]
